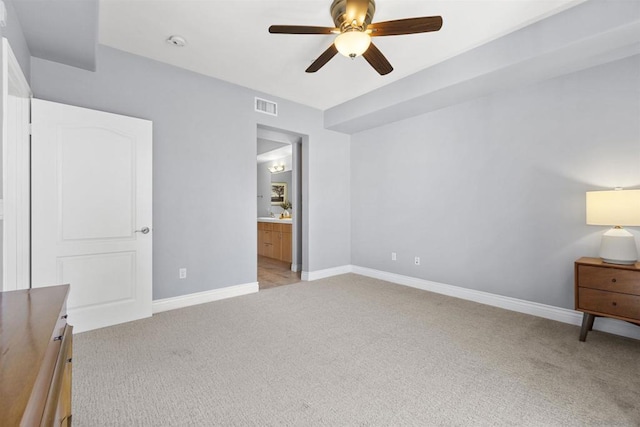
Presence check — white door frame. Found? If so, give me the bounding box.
[256,124,307,273]
[1,38,32,291]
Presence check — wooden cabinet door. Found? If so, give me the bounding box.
[281,232,292,263]
[257,230,265,256]
[264,230,273,258]
[271,232,282,260]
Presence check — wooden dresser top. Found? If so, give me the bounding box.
[576,257,640,271]
[0,285,69,425]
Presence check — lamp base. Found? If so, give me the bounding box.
[599,227,638,265]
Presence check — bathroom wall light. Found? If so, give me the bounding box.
[268,164,285,173]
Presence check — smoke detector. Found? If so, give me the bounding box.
[166,35,187,47]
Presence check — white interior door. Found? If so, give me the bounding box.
[31,99,152,333]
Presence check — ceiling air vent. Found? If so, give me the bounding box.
[255,97,278,116]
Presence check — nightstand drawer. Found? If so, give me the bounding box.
[577,265,640,295]
[578,288,640,320]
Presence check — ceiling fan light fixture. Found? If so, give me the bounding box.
[334,31,371,58]
[269,1,443,74]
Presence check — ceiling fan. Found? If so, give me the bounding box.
[268,0,443,76]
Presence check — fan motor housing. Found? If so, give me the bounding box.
[331,0,376,30]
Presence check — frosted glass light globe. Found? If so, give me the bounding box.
[334,31,371,58]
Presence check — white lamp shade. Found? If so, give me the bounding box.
[334,31,371,57]
[586,189,640,226]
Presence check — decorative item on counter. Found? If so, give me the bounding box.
[280,200,292,218]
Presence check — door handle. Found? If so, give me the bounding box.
[135,227,150,234]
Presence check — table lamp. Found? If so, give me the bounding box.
[586,188,640,265]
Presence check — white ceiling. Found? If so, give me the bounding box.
[257,144,293,164]
[99,0,583,110]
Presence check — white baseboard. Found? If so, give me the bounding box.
[352,266,640,341]
[302,265,353,281]
[152,282,259,314]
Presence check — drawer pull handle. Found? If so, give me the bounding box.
[612,302,617,306]
[53,335,63,341]
[611,278,617,283]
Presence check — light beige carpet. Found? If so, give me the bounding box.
[72,274,640,426]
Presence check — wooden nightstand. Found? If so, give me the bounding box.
[575,257,640,341]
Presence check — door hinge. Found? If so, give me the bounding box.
[28,123,32,135]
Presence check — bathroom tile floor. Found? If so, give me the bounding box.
[258,256,301,290]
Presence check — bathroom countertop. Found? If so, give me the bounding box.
[257,217,292,223]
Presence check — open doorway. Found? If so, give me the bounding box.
[256,125,305,290]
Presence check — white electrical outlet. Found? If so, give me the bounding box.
[414,257,420,265]
[391,252,397,261]
[179,268,187,279]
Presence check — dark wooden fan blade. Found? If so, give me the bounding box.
[368,16,443,36]
[306,44,339,73]
[269,25,338,35]
[362,43,393,75]
[345,0,370,26]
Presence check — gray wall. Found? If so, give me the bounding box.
[350,55,640,309]
[11,0,99,72]
[2,0,31,80]
[30,45,351,300]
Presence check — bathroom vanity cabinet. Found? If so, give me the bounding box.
[258,221,292,263]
